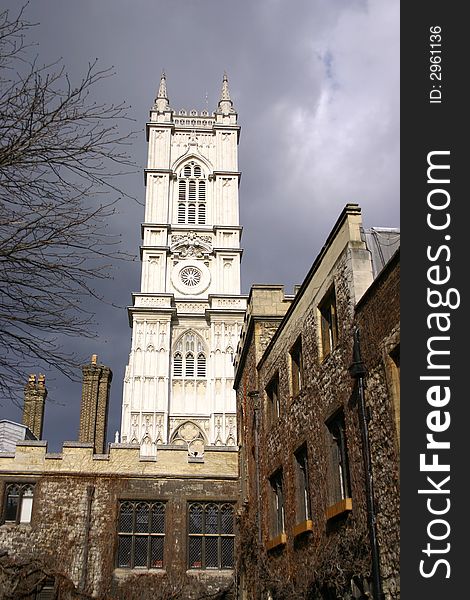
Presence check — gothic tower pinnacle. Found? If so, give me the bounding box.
[217,73,235,115]
[154,71,171,113]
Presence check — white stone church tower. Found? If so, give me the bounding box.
[120,74,246,456]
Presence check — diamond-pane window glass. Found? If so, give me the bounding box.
[151,504,165,533]
[188,502,235,569]
[118,536,132,568]
[205,537,218,569]
[189,536,203,568]
[221,537,234,568]
[151,537,164,568]
[189,503,203,533]
[117,501,165,569]
[205,504,219,534]
[135,503,149,533]
[119,502,133,531]
[134,536,148,567]
[221,505,234,534]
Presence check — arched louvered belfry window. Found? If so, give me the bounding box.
[173,352,183,377]
[178,203,185,224]
[188,203,196,224]
[176,161,207,224]
[197,353,206,377]
[198,202,206,225]
[186,353,195,377]
[173,331,207,380]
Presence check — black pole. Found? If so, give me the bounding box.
[349,328,385,600]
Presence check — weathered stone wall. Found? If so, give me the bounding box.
[0,444,238,598]
[234,208,399,600]
[354,251,400,599]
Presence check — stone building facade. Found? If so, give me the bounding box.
[234,204,400,600]
[120,73,246,454]
[0,440,238,598]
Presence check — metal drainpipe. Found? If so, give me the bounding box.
[248,390,262,545]
[79,484,95,593]
[349,328,385,600]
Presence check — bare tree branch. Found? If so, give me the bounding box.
[0,6,137,402]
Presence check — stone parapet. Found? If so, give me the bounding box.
[0,442,238,479]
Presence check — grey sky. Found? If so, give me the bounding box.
[1,0,399,450]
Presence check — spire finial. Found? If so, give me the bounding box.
[217,72,235,114]
[220,72,231,102]
[157,71,168,99]
[154,71,171,112]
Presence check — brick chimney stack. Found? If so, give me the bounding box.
[23,374,47,440]
[78,356,112,454]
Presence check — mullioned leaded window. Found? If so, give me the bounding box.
[117,500,165,569]
[188,502,235,569]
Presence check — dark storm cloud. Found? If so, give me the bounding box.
[1,0,399,449]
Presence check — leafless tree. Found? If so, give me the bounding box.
[0,6,135,402]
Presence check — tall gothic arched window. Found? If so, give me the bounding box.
[176,161,207,225]
[173,331,207,379]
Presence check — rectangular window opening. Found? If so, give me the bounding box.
[116,501,165,569]
[266,373,280,425]
[2,483,35,525]
[319,288,338,359]
[187,502,235,570]
[294,445,311,524]
[290,337,303,397]
[325,411,351,510]
[269,470,285,539]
